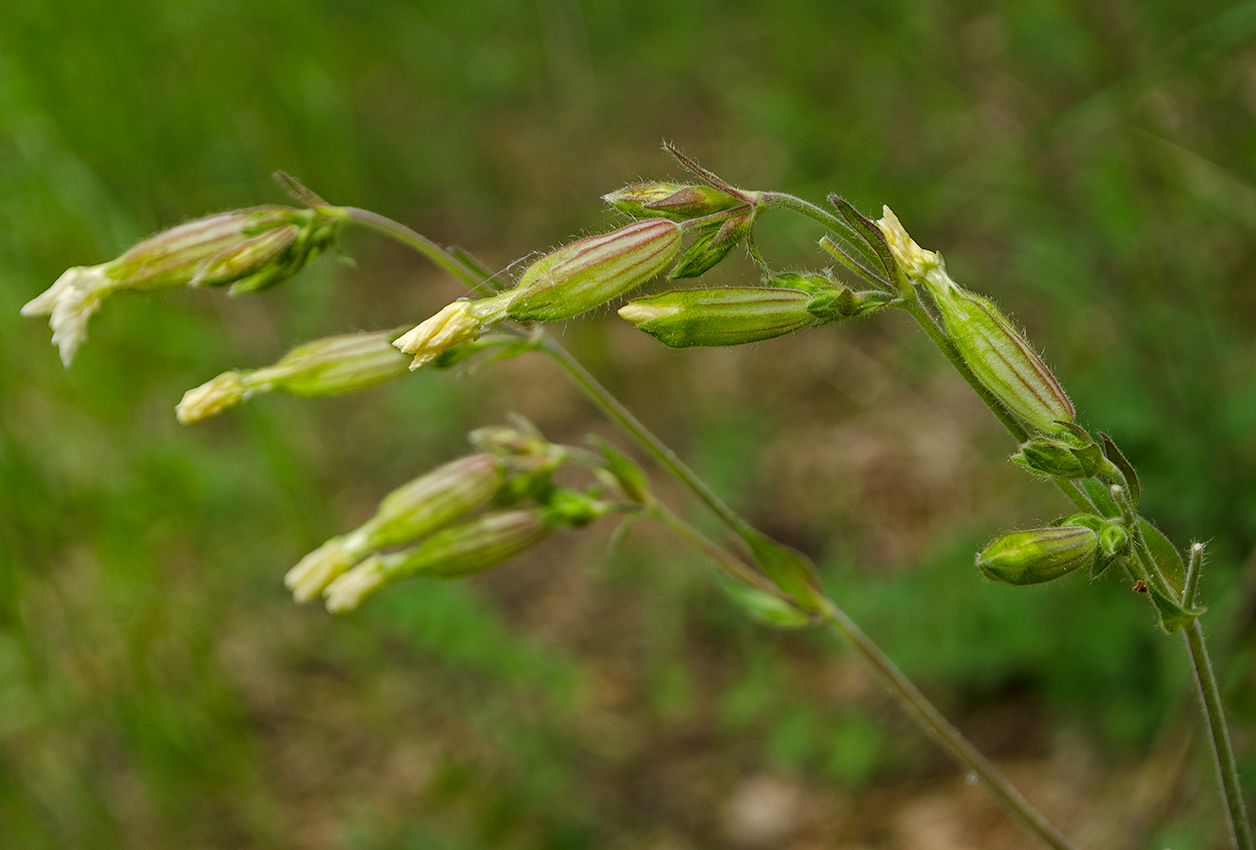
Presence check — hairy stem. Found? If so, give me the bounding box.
[1184,619,1254,850]
[537,337,761,545]
[350,205,1084,849]
[657,509,1083,850]
[818,599,1080,850]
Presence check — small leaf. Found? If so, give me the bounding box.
[589,437,652,504]
[712,571,813,629]
[1140,519,1185,593]
[1082,478,1121,518]
[830,197,899,283]
[1098,432,1141,506]
[1148,585,1205,634]
[744,531,826,613]
[668,215,750,279]
[818,235,891,289]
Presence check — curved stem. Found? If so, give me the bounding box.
[342,206,488,291]
[350,204,1085,849]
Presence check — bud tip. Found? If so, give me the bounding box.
[176,372,247,424]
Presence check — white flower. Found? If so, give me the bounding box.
[21,264,114,366]
[323,555,390,613]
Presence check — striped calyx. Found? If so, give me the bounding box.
[507,219,682,321]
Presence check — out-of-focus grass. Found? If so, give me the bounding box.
[2,1,1256,847]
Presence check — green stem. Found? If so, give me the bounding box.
[350,205,1084,849]
[819,599,1081,850]
[1184,619,1254,850]
[343,206,488,291]
[650,503,789,600]
[537,336,760,545]
[651,511,1081,850]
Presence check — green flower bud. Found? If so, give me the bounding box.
[393,292,514,370]
[618,287,816,347]
[977,525,1098,586]
[323,509,553,612]
[668,213,753,279]
[770,273,897,320]
[285,454,508,602]
[21,206,345,366]
[176,329,411,423]
[927,280,1074,434]
[506,219,682,322]
[603,183,743,221]
[1012,437,1107,479]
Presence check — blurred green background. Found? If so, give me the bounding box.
[3,1,1256,847]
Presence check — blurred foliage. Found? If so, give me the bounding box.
[3,0,1256,847]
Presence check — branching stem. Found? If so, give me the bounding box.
[349,205,1085,850]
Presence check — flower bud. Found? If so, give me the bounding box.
[22,206,345,366]
[506,219,682,322]
[927,280,1074,434]
[619,287,816,347]
[977,525,1098,586]
[603,183,743,221]
[771,273,897,320]
[284,454,507,601]
[323,509,553,612]
[468,424,551,457]
[667,213,754,279]
[176,330,411,423]
[393,292,514,370]
[1011,437,1108,480]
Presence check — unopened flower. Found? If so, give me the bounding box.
[393,293,514,370]
[285,453,509,601]
[506,219,682,322]
[977,525,1098,585]
[604,183,744,221]
[323,509,553,612]
[667,213,754,279]
[22,206,345,366]
[927,279,1074,434]
[619,287,817,347]
[176,329,411,423]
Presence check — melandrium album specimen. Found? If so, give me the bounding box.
[22,146,1251,850]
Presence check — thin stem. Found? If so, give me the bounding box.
[650,502,787,600]
[759,190,857,239]
[819,599,1081,850]
[342,206,488,292]
[351,204,1083,850]
[537,336,759,544]
[1185,543,1204,608]
[650,510,1080,850]
[1183,619,1254,850]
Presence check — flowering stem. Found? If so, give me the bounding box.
[350,206,1083,849]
